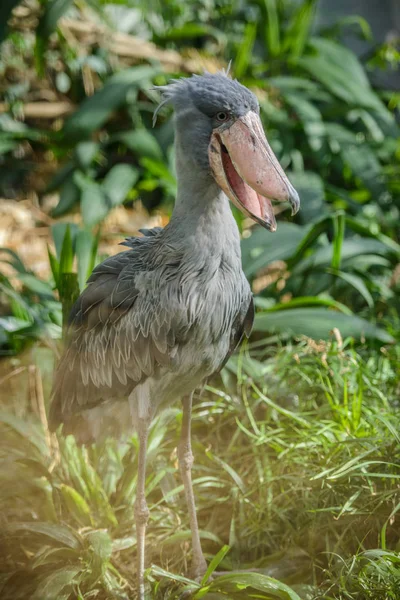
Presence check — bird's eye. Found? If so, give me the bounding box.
[216,111,229,122]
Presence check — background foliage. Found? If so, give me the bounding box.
[0,0,399,599]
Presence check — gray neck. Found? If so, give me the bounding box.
[166,143,241,259]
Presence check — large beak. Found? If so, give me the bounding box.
[208,111,300,231]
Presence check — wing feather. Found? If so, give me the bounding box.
[49,230,175,430]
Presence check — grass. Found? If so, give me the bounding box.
[0,337,399,599]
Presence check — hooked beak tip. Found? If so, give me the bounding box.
[289,188,300,216]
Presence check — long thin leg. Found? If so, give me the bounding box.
[178,393,207,579]
[135,418,151,600]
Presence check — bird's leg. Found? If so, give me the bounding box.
[178,393,207,580]
[135,417,151,600]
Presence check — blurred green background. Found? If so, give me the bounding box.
[0,1,399,599]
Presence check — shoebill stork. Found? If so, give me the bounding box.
[49,71,300,599]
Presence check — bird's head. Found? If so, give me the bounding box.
[154,71,299,231]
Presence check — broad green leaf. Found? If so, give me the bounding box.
[102,164,139,207]
[0,0,22,42]
[287,171,326,224]
[329,269,374,308]
[0,247,28,273]
[0,138,17,154]
[206,572,301,599]
[268,76,320,93]
[118,129,163,160]
[7,522,80,549]
[254,307,394,343]
[0,316,31,332]
[36,0,73,39]
[32,566,81,600]
[52,176,80,217]
[46,162,74,193]
[241,222,307,278]
[293,239,393,274]
[86,530,113,562]
[63,66,158,138]
[341,143,384,195]
[80,182,109,227]
[75,141,99,169]
[17,274,54,297]
[35,0,74,75]
[59,484,93,526]
[299,38,393,123]
[284,93,324,150]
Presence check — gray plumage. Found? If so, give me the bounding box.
[50,205,253,440]
[49,72,258,439]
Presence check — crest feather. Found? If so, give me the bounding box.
[152,70,232,126]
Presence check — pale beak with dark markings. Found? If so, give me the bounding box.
[209,110,300,231]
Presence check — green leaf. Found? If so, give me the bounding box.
[235,22,257,78]
[7,522,80,549]
[45,162,74,193]
[17,274,54,297]
[51,222,78,261]
[59,484,93,526]
[86,530,113,562]
[0,247,28,273]
[35,0,74,75]
[52,176,80,217]
[0,0,22,42]
[118,129,163,160]
[75,141,99,169]
[160,23,224,42]
[264,0,281,57]
[299,38,393,122]
[328,269,374,308]
[254,307,394,343]
[0,138,18,154]
[201,546,231,586]
[284,94,324,150]
[63,66,158,139]
[58,272,79,328]
[59,225,74,275]
[331,212,345,271]
[241,223,307,278]
[102,164,139,207]
[207,572,302,599]
[267,296,352,315]
[341,143,384,195]
[282,0,317,60]
[76,229,96,292]
[32,566,81,600]
[36,0,73,39]
[81,183,109,227]
[293,238,393,274]
[47,246,59,287]
[287,171,326,224]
